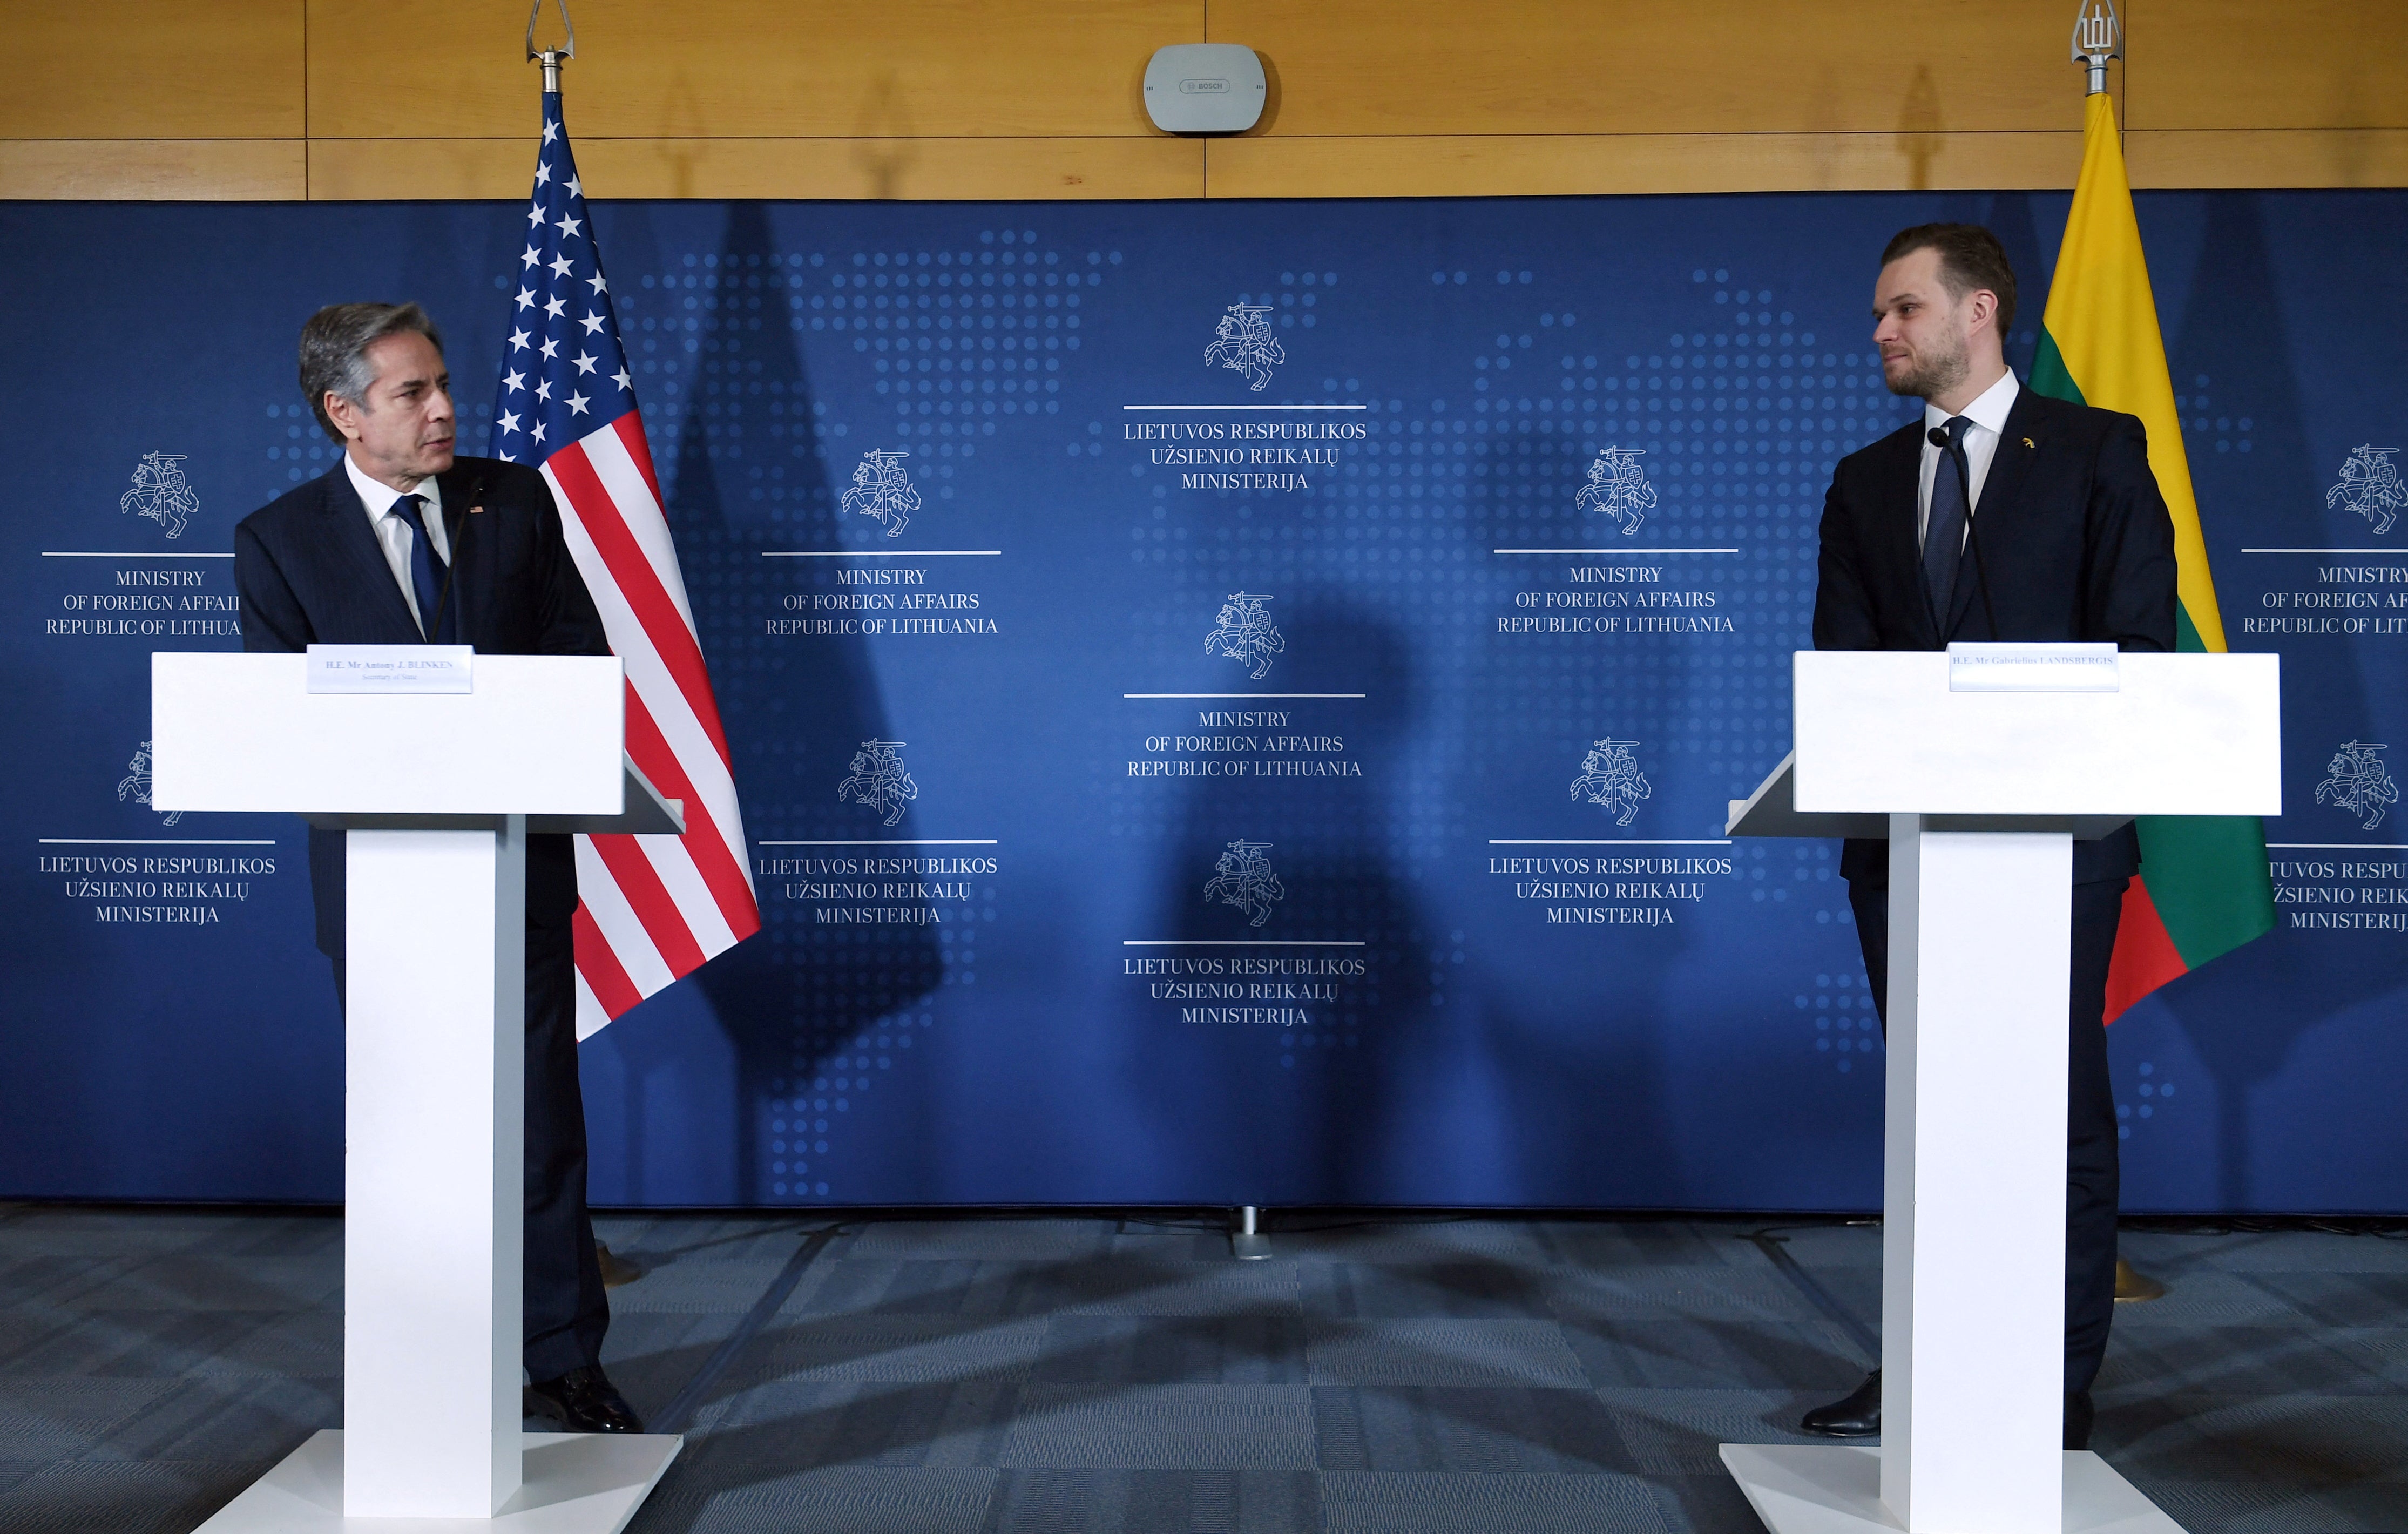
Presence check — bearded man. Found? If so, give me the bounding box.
[1799,224,2176,1450]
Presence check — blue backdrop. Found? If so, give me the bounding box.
[4,190,2403,1212]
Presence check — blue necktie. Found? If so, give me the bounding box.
[1922,416,1973,633]
[389,494,456,643]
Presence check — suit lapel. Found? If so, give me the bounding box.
[317,467,425,641]
[436,462,482,646]
[1946,388,2042,638]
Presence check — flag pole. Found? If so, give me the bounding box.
[2067,0,2170,1310]
[522,0,648,1280]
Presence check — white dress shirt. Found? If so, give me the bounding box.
[1917,367,2020,551]
[343,451,450,636]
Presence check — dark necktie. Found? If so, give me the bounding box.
[389,493,456,643]
[1922,416,1973,632]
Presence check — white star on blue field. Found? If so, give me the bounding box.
[491,98,635,461]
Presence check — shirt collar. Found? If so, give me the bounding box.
[1924,368,2020,437]
[342,450,442,520]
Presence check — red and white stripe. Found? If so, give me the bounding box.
[541,411,760,1037]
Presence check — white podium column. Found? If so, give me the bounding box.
[341,818,526,1519]
[1720,651,2271,1533]
[158,655,687,1532]
[1882,814,2070,1532]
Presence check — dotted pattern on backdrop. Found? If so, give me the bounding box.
[1797,967,1881,1076]
[2179,375,2251,457]
[2120,1059,2175,1140]
[610,229,1093,534]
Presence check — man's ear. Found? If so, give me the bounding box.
[1966,288,2001,340]
[322,391,365,444]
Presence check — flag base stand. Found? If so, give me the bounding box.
[195,1430,681,1532]
[597,1241,645,1288]
[1231,1205,1271,1260]
[2114,1257,2167,1302]
[1719,1445,2182,1533]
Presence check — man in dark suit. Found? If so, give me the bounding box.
[1800,226,2176,1450]
[235,302,642,1434]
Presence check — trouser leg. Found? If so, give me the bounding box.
[2062,877,2126,1396]
[522,920,610,1382]
[1849,880,1889,1031]
[1844,873,2125,1395]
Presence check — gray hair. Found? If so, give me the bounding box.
[297,303,444,442]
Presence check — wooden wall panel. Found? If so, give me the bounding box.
[309,137,1203,201]
[0,2,303,139]
[2127,0,2408,130]
[1207,133,2087,199]
[2126,129,2408,188]
[5,1,2407,198]
[0,141,307,200]
[1213,0,2081,136]
[305,0,1198,140]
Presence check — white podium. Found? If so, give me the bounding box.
[151,652,685,1532]
[1720,650,2279,1534]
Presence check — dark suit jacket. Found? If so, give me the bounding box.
[1811,386,2179,884]
[235,456,612,955]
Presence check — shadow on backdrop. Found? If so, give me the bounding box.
[642,202,942,1201]
[1465,418,1685,1202]
[2146,192,2386,1209]
[1139,594,1442,1203]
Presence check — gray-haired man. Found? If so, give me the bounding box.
[234,303,640,1433]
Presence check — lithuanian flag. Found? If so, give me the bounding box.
[2029,90,2276,1019]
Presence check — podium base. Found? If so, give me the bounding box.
[195,1430,681,1532]
[1718,1443,2183,1533]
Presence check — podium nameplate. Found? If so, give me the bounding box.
[1946,640,2119,693]
[306,644,474,694]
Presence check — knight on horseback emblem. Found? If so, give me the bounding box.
[841,450,920,538]
[1204,840,1285,928]
[1575,447,1656,536]
[2327,446,2406,536]
[1204,592,1286,680]
[1571,739,1651,827]
[837,739,919,828]
[117,741,185,827]
[1205,303,1285,393]
[121,452,198,539]
[2317,740,2399,831]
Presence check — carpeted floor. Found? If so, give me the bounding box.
[0,1206,2403,1531]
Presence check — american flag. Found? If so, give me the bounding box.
[493,87,761,1038]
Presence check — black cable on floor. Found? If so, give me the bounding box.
[1747,1229,1882,1366]
[647,1222,844,1436]
[2122,1214,2408,1240]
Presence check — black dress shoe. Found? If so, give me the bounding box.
[526,1364,645,1433]
[1801,1369,1881,1437]
[2065,1388,2094,1450]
